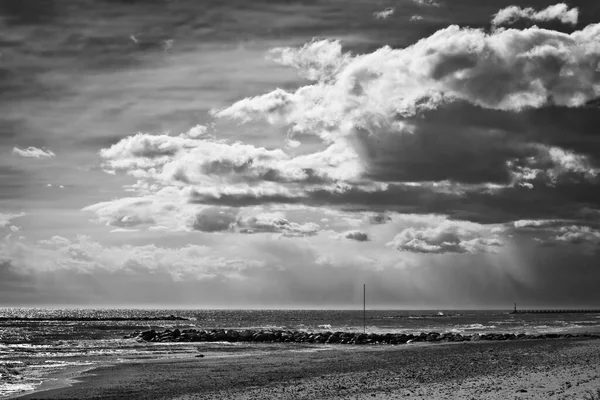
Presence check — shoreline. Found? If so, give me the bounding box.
[5,364,102,400]
[12,338,600,399]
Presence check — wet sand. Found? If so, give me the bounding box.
[15,339,600,399]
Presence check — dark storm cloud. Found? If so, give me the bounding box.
[342,230,370,242]
[192,207,237,232]
[0,0,59,25]
[355,122,524,185]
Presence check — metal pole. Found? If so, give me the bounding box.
[363,284,366,333]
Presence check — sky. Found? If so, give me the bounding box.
[1,0,600,309]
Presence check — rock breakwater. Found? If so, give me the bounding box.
[125,329,600,345]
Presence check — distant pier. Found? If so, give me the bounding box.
[510,307,600,314]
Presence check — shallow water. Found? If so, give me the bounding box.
[2,308,600,397]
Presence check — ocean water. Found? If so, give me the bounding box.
[2,308,600,397]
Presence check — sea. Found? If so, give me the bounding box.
[2,308,600,398]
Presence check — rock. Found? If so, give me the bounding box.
[214,330,230,341]
[139,330,157,341]
[195,354,205,358]
[326,334,340,344]
[125,327,600,346]
[517,389,527,393]
[426,333,440,342]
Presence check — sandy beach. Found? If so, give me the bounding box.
[13,338,600,399]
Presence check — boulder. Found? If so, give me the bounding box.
[139,330,157,341]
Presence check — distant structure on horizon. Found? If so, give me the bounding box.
[511,303,600,314]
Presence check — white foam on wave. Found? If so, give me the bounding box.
[454,324,498,331]
[31,360,96,369]
[0,382,38,397]
[318,324,332,330]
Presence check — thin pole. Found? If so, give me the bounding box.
[363,284,366,333]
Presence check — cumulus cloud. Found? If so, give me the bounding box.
[508,145,599,186]
[492,3,579,27]
[237,212,320,237]
[216,25,600,134]
[513,219,559,229]
[0,234,265,281]
[99,131,358,186]
[83,189,198,232]
[554,225,600,245]
[0,212,25,228]
[12,147,55,158]
[374,8,395,20]
[367,213,392,225]
[192,208,321,236]
[388,220,503,254]
[341,230,370,242]
[410,15,424,22]
[268,40,351,83]
[89,18,600,240]
[192,207,238,232]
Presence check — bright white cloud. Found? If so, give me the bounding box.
[388,220,503,254]
[268,40,351,82]
[99,131,359,186]
[374,8,395,20]
[83,189,197,232]
[513,219,559,229]
[215,25,600,140]
[413,0,440,7]
[12,147,55,158]
[508,145,599,186]
[492,3,579,26]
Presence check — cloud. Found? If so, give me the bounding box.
[374,8,395,20]
[513,219,559,229]
[410,15,424,22]
[82,190,198,232]
[387,220,503,254]
[268,39,351,83]
[99,131,357,186]
[216,25,600,132]
[12,146,55,158]
[508,145,599,187]
[0,212,25,228]
[492,3,579,27]
[413,0,440,7]
[192,207,238,232]
[554,225,600,245]
[88,20,600,240]
[367,213,392,225]
[0,234,265,281]
[341,230,370,242]
[237,212,320,237]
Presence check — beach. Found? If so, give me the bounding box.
[13,338,600,399]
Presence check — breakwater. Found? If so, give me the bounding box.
[511,309,600,314]
[127,328,600,345]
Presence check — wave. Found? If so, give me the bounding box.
[0,315,189,322]
[455,324,498,331]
